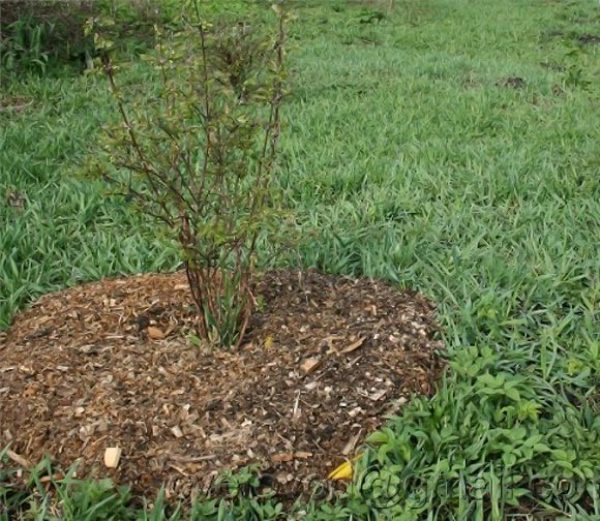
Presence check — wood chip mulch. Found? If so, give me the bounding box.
[0,269,444,502]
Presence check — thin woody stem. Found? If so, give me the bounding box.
[100,5,285,348]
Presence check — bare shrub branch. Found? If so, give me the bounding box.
[98,3,287,348]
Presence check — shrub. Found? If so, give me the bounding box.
[98,3,287,348]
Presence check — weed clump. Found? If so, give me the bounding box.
[0,0,181,74]
[0,0,94,73]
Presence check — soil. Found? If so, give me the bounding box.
[0,269,444,502]
[0,96,33,114]
[497,76,526,89]
[577,34,600,45]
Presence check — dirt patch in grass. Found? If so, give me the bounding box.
[577,34,600,45]
[497,76,526,89]
[0,96,33,113]
[0,270,444,501]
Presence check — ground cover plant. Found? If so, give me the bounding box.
[1,0,600,519]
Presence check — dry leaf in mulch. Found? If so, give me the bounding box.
[0,269,445,501]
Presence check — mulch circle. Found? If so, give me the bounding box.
[0,269,444,502]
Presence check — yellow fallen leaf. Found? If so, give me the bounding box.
[328,453,363,481]
[328,460,353,480]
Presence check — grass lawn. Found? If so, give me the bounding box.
[1,0,600,518]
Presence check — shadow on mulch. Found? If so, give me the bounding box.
[0,269,444,502]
